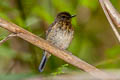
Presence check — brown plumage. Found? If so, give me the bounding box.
[39,12,75,72]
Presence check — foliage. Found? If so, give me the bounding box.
[51,64,69,76]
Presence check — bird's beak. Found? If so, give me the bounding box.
[71,15,76,18]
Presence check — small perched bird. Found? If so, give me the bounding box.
[39,12,75,72]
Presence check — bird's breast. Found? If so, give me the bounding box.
[47,25,74,49]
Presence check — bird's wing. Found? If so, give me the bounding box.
[46,21,56,36]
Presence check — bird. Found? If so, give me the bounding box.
[39,12,75,72]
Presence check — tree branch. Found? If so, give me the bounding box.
[104,0,120,28]
[99,0,120,42]
[0,18,114,79]
[0,33,17,45]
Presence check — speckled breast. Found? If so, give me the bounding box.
[47,26,74,50]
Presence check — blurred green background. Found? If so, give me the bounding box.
[0,0,120,80]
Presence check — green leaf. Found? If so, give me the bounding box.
[51,64,69,76]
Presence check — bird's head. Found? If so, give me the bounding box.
[56,12,76,22]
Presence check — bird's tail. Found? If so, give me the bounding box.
[39,51,49,72]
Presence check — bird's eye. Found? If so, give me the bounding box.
[62,16,65,18]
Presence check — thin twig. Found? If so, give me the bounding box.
[99,0,120,42]
[0,33,17,45]
[0,18,114,79]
